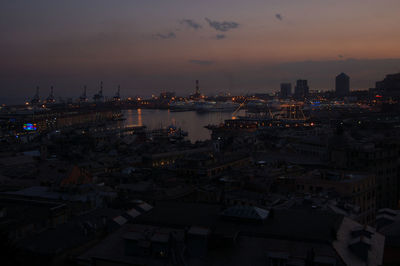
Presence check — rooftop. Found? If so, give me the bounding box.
[134,201,343,243]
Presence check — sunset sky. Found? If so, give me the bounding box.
[1,0,400,102]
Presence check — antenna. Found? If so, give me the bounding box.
[113,85,121,101]
[30,86,41,105]
[46,86,56,103]
[79,85,88,102]
[195,80,200,95]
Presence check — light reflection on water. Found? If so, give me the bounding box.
[123,109,245,142]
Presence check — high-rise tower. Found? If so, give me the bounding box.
[280,83,292,98]
[335,73,350,97]
[294,80,309,99]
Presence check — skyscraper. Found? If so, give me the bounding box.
[294,80,309,99]
[280,83,292,98]
[375,73,400,97]
[335,73,350,97]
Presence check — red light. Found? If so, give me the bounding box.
[375,95,382,98]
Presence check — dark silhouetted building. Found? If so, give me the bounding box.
[294,80,309,99]
[280,83,291,98]
[375,73,400,97]
[336,73,350,97]
[331,139,400,210]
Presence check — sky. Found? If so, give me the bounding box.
[1,0,400,102]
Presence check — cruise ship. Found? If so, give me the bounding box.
[169,100,195,111]
[195,101,240,113]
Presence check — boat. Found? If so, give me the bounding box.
[194,101,216,112]
[167,125,188,141]
[169,101,195,111]
[195,101,239,113]
[150,125,188,142]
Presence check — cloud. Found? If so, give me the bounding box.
[275,14,283,21]
[180,19,202,30]
[216,34,226,40]
[188,59,215,66]
[205,18,239,32]
[154,32,176,39]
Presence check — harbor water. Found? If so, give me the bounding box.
[123,109,245,142]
